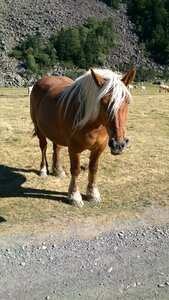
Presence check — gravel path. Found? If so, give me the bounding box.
[0,208,169,300]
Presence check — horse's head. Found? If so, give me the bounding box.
[91,66,136,155]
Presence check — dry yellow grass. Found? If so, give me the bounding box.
[0,85,169,235]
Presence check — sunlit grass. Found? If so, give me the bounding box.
[0,85,169,235]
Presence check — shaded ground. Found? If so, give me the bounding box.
[0,207,169,300]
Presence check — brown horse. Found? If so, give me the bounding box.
[30,66,136,207]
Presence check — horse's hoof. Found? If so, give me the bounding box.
[68,191,84,208]
[86,186,101,204]
[70,199,84,208]
[87,195,102,204]
[53,170,67,179]
[39,170,48,177]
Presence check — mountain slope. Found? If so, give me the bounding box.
[0,0,160,86]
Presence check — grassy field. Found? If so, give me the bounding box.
[0,84,169,235]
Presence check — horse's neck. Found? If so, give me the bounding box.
[80,109,108,135]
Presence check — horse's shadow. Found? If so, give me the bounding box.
[0,164,70,204]
[0,216,6,223]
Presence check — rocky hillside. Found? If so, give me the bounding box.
[0,0,161,86]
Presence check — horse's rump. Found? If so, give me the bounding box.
[30,76,74,142]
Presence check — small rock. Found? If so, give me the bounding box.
[158,284,165,288]
[118,232,125,239]
[42,246,47,250]
[108,267,113,273]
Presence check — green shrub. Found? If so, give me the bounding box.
[9,17,115,74]
[126,0,169,65]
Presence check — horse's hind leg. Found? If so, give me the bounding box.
[52,143,67,178]
[37,131,49,177]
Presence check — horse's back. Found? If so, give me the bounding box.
[30,76,73,119]
[35,75,73,89]
[31,76,73,101]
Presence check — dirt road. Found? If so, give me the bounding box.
[0,207,169,300]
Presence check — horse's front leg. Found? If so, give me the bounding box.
[68,149,84,208]
[87,148,103,204]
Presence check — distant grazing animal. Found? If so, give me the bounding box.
[159,84,169,92]
[141,86,146,91]
[128,84,134,90]
[30,66,136,207]
[28,86,33,96]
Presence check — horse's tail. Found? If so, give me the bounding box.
[30,98,37,138]
[31,117,40,139]
[32,125,38,138]
[30,86,39,139]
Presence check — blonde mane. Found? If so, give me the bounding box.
[59,68,131,129]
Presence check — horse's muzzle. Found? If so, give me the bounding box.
[108,137,129,155]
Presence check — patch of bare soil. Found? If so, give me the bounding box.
[0,206,169,300]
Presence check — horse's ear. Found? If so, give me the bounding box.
[121,65,136,86]
[91,68,105,88]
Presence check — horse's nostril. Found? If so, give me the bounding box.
[109,137,129,155]
[109,137,129,153]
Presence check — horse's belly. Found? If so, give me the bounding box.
[46,132,68,146]
[37,116,68,146]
